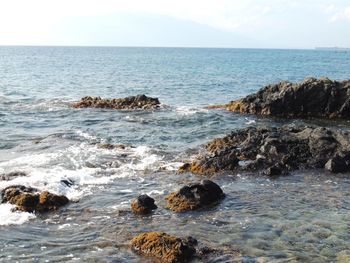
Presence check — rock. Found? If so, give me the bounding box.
[196,245,241,259]
[1,185,37,200]
[211,78,350,119]
[97,143,126,150]
[72,94,160,110]
[1,185,69,213]
[177,163,191,173]
[264,165,283,177]
[166,180,225,212]
[325,155,349,173]
[179,126,350,176]
[38,191,69,212]
[0,171,27,181]
[131,194,157,215]
[130,232,196,263]
[130,232,241,262]
[189,150,239,175]
[60,178,74,187]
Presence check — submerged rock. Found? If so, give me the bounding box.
[179,126,350,175]
[1,185,69,213]
[130,232,196,263]
[166,180,224,212]
[131,194,157,215]
[72,94,160,110]
[211,78,350,119]
[0,171,27,181]
[97,143,127,150]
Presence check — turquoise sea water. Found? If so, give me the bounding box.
[1,47,350,262]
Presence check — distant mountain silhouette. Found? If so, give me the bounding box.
[55,13,261,48]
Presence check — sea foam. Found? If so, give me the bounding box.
[0,133,168,225]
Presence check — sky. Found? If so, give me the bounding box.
[0,0,349,48]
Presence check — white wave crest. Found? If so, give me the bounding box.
[0,204,36,226]
[176,106,208,116]
[245,118,256,125]
[12,98,72,112]
[0,141,170,225]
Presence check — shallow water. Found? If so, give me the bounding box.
[1,47,350,262]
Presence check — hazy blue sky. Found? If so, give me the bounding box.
[0,0,350,48]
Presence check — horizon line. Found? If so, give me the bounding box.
[0,44,319,51]
[1,45,349,51]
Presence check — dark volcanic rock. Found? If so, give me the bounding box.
[131,194,157,215]
[130,232,196,263]
[264,164,283,177]
[166,180,225,212]
[212,78,350,119]
[325,155,349,173]
[1,185,69,213]
[179,126,350,175]
[72,94,160,110]
[188,150,239,175]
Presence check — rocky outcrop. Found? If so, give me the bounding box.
[131,194,157,215]
[72,94,160,110]
[212,78,350,119]
[1,185,69,213]
[130,232,196,263]
[179,126,350,176]
[166,180,224,212]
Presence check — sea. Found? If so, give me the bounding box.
[1,46,350,262]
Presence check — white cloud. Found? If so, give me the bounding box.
[331,6,350,22]
[324,5,350,22]
[323,4,336,14]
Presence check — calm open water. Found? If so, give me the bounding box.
[1,47,350,262]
